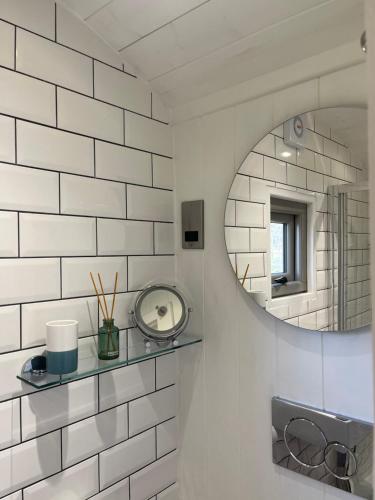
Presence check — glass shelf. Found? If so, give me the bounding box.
[17,333,202,389]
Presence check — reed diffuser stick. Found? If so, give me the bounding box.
[98,273,109,320]
[241,264,250,286]
[89,272,107,319]
[110,272,118,320]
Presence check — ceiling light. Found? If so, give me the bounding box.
[280,151,292,158]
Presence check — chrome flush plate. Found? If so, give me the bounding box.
[272,397,373,498]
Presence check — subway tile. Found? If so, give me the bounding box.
[95,141,152,185]
[235,201,264,228]
[253,134,274,156]
[20,214,96,257]
[2,492,22,500]
[249,178,273,204]
[99,359,155,411]
[90,478,129,500]
[316,308,329,330]
[17,121,94,176]
[331,159,347,180]
[297,147,314,170]
[21,377,98,439]
[0,21,14,69]
[57,88,123,143]
[229,175,249,201]
[157,418,177,458]
[0,431,60,497]
[127,185,173,222]
[156,353,177,390]
[250,228,268,252]
[0,68,55,125]
[275,137,296,164]
[125,112,172,157]
[56,5,122,69]
[0,212,18,257]
[153,156,174,190]
[17,29,93,95]
[61,256,127,298]
[0,258,60,305]
[129,386,176,436]
[0,347,44,402]
[157,483,178,500]
[225,200,235,226]
[98,219,153,255]
[314,115,330,137]
[305,129,323,153]
[263,157,286,183]
[155,223,175,255]
[287,164,306,189]
[22,297,98,348]
[0,116,15,163]
[306,170,324,192]
[238,152,263,177]
[94,61,151,115]
[130,451,177,500]
[62,404,128,468]
[225,227,249,253]
[0,399,20,450]
[0,0,55,39]
[128,256,175,291]
[236,253,265,278]
[0,164,59,213]
[61,174,126,218]
[24,456,99,500]
[323,137,338,159]
[267,303,289,321]
[99,292,136,330]
[315,153,331,175]
[0,305,20,353]
[100,428,155,489]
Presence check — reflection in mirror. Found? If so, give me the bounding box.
[140,288,183,332]
[225,107,370,332]
[132,284,190,342]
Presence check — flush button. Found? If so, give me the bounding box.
[324,442,357,480]
[284,417,327,469]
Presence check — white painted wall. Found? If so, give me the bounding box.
[174,62,373,500]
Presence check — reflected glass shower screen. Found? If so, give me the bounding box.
[328,183,370,331]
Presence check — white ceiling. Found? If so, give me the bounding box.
[61,0,365,107]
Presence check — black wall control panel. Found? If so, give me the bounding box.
[181,200,204,249]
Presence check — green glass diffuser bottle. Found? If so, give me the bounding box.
[98,318,119,360]
[90,271,120,361]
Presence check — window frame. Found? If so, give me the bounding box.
[271,197,307,298]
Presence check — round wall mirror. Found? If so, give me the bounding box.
[132,284,190,341]
[225,107,370,332]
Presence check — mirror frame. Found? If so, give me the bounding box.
[132,284,190,341]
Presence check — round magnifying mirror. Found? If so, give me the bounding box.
[132,284,190,342]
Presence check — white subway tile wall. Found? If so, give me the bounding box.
[226,112,369,329]
[0,20,15,69]
[0,2,177,499]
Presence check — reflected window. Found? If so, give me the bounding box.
[271,197,307,298]
[271,222,286,274]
